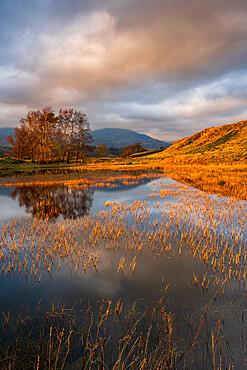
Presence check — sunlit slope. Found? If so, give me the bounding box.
[152,120,247,162]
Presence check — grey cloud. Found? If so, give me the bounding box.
[1,0,247,139]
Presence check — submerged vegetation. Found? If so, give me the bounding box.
[0,166,246,368]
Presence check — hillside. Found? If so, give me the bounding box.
[0,135,7,146]
[0,127,170,150]
[152,120,247,163]
[0,128,15,146]
[92,128,170,150]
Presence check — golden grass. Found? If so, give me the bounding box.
[0,165,246,368]
[151,120,247,163]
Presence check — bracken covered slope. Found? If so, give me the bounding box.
[152,120,247,163]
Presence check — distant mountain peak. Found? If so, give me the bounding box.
[0,127,15,146]
[92,128,170,150]
[0,126,171,151]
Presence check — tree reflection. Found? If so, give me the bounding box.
[9,185,94,219]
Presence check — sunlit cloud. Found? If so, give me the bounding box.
[1,0,247,139]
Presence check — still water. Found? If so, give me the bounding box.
[0,172,246,368]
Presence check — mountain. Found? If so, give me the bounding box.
[0,127,170,150]
[92,128,170,150]
[0,128,15,145]
[152,120,247,163]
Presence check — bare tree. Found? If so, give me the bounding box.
[73,111,92,161]
[58,109,92,163]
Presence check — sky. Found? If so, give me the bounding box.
[1,0,247,141]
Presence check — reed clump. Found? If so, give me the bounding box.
[0,167,246,368]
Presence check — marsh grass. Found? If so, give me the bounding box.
[0,167,246,368]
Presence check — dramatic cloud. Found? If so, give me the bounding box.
[1,0,247,140]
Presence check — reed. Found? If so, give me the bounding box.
[0,165,246,368]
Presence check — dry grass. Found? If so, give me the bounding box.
[151,119,247,163]
[0,165,246,368]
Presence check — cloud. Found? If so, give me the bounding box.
[1,0,247,139]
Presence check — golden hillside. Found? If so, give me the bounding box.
[152,120,247,163]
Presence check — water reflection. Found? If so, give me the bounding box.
[0,172,246,368]
[9,184,94,219]
[5,173,163,219]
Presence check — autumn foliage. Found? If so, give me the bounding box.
[6,107,92,163]
[120,142,147,157]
